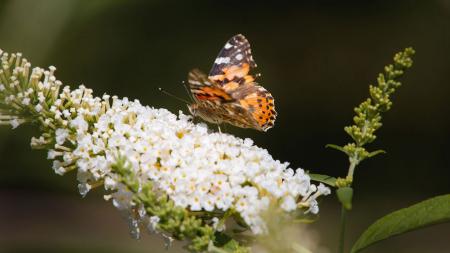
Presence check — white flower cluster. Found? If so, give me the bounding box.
[52,94,330,234]
[0,50,330,236]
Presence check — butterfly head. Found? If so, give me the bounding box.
[187,103,198,117]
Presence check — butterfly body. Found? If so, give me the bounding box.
[187,34,276,132]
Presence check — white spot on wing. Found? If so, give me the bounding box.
[224,43,233,49]
[235,54,243,60]
[215,57,230,64]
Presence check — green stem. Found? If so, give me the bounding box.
[338,205,347,253]
[346,157,358,183]
[340,155,360,253]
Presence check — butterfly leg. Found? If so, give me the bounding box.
[217,124,222,134]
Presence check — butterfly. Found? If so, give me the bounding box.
[186,34,277,132]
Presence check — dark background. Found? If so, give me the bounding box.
[0,1,449,252]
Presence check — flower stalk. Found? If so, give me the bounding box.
[327,47,415,253]
[331,47,415,186]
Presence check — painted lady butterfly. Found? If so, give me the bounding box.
[187,34,277,131]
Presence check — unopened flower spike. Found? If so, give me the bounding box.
[327,47,415,186]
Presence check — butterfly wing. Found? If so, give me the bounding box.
[186,34,277,131]
[229,84,277,131]
[208,34,258,91]
[187,68,233,103]
[209,34,256,76]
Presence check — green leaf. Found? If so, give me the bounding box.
[351,194,450,253]
[214,232,233,247]
[309,173,337,187]
[325,144,347,154]
[336,187,353,210]
[367,149,386,158]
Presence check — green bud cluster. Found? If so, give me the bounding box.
[329,48,415,186]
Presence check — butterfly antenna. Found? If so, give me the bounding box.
[182,80,194,102]
[158,87,191,104]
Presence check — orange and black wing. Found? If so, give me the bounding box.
[187,69,234,104]
[208,34,258,92]
[187,35,276,131]
[228,84,277,131]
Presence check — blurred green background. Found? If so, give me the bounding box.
[0,0,449,252]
